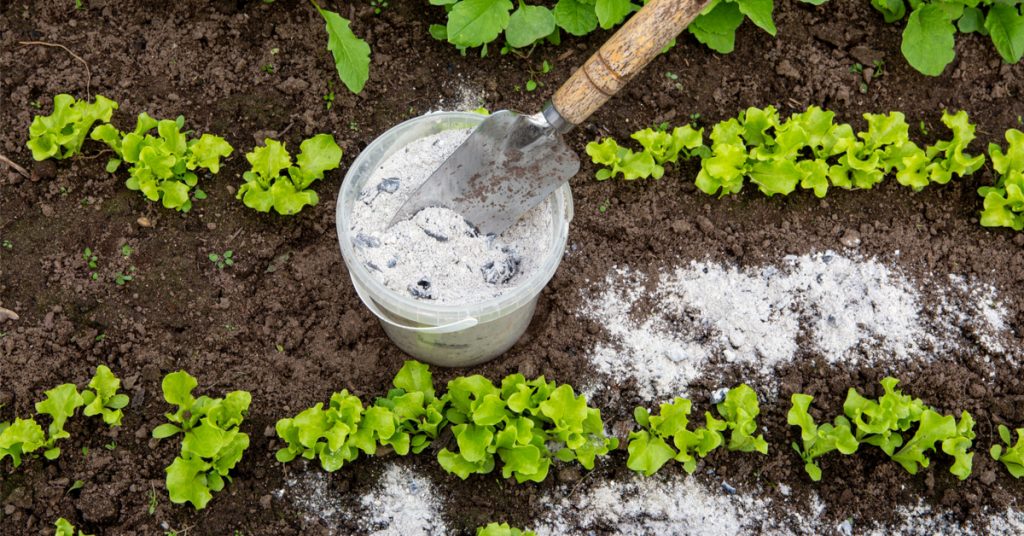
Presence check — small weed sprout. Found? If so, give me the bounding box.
[83,247,99,280]
[209,250,234,270]
[2,239,12,250]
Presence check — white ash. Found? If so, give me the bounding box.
[360,464,446,536]
[350,128,553,305]
[274,471,347,533]
[533,475,784,535]
[582,252,1014,401]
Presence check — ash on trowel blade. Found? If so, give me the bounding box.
[350,127,554,305]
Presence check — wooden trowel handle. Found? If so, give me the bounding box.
[550,0,710,127]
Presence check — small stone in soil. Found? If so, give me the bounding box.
[710,387,730,405]
[721,482,736,495]
[354,233,381,248]
[409,277,434,299]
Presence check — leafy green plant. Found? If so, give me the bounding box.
[55,518,94,536]
[871,0,1024,76]
[991,424,1024,477]
[787,394,859,481]
[237,134,343,215]
[438,374,618,483]
[788,377,976,480]
[627,384,766,476]
[477,522,536,536]
[35,384,85,460]
[430,0,819,55]
[0,417,46,467]
[313,0,371,94]
[275,361,445,471]
[152,371,251,510]
[979,129,1024,231]
[81,365,130,426]
[586,125,704,181]
[591,106,986,203]
[627,397,725,476]
[91,113,233,212]
[27,94,118,161]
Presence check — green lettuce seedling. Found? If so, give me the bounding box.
[27,94,118,161]
[890,409,974,480]
[237,134,342,215]
[152,371,251,510]
[0,417,46,467]
[34,384,85,460]
[586,138,661,181]
[843,377,925,456]
[477,522,536,536]
[979,129,1024,231]
[627,397,725,476]
[787,394,859,481]
[91,113,233,212]
[439,373,617,483]
[275,361,445,472]
[717,384,769,454]
[991,424,1024,477]
[54,517,94,536]
[81,365,130,426]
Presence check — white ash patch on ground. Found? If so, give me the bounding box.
[533,475,1021,535]
[359,463,446,536]
[274,471,347,533]
[934,274,1011,356]
[864,501,1024,535]
[582,251,1012,400]
[533,474,802,535]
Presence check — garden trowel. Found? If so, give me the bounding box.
[390,0,710,236]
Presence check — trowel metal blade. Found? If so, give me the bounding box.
[388,110,580,236]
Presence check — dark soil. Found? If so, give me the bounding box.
[2,0,1024,534]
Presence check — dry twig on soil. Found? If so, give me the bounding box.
[17,40,92,98]
[0,154,30,179]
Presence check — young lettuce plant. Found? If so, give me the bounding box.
[787,394,859,481]
[54,518,94,536]
[991,424,1024,477]
[627,397,725,476]
[438,373,617,483]
[27,94,118,161]
[152,371,251,510]
[275,360,445,471]
[91,113,233,212]
[81,365,130,427]
[0,417,46,468]
[34,384,85,460]
[237,134,343,215]
[627,384,766,476]
[791,377,975,480]
[586,125,704,181]
[979,129,1024,231]
[477,522,536,536]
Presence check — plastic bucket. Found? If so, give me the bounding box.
[336,112,574,368]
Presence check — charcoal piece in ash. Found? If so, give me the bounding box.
[423,228,449,242]
[378,177,401,194]
[481,246,522,284]
[408,277,434,299]
[386,258,397,268]
[354,233,381,248]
